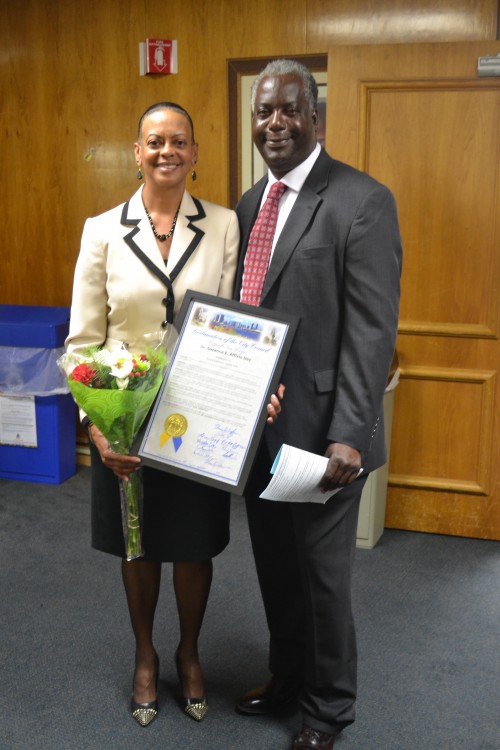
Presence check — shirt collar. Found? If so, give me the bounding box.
[266,142,321,194]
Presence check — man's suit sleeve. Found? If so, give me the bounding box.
[327,183,402,455]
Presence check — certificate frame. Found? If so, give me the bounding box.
[133,290,299,495]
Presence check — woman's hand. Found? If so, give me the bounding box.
[88,424,141,480]
[266,383,285,424]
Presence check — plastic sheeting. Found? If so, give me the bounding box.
[0,346,70,397]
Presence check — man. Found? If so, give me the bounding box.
[234,59,402,749]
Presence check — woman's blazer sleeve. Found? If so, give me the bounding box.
[65,216,109,356]
[216,209,240,300]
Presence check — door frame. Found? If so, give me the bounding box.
[227,55,327,208]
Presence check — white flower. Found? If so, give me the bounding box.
[108,351,135,379]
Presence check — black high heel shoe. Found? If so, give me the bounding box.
[131,654,159,727]
[175,649,208,721]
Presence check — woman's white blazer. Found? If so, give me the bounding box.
[66,186,239,355]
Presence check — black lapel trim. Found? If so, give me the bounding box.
[121,201,174,326]
[120,197,206,327]
[170,197,206,282]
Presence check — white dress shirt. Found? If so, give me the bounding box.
[259,142,322,259]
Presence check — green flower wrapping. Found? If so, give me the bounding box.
[67,378,162,452]
[59,339,172,560]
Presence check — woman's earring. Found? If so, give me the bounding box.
[136,167,143,180]
[191,169,197,182]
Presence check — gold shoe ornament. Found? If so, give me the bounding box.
[131,703,158,727]
[184,697,208,721]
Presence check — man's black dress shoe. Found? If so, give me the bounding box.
[292,726,336,749]
[235,677,300,715]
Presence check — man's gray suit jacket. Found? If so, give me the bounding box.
[235,148,403,474]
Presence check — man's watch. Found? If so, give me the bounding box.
[81,416,93,430]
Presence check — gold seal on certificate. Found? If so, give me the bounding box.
[160,413,188,448]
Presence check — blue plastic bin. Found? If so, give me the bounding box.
[0,305,76,484]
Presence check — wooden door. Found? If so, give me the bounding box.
[326,42,500,539]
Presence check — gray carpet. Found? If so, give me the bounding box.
[0,467,499,750]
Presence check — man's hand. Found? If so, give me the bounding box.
[319,442,361,493]
[266,383,285,424]
[89,424,141,480]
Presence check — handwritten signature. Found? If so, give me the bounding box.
[195,424,245,463]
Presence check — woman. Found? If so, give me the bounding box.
[66,101,281,727]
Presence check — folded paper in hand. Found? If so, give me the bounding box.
[260,444,362,504]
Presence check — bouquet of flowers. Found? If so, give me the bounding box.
[58,330,177,560]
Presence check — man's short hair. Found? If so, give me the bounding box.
[251,59,318,113]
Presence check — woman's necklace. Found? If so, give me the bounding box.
[144,204,180,242]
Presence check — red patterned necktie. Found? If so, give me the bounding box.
[241,181,287,306]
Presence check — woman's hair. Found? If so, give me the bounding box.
[251,59,318,113]
[137,101,195,141]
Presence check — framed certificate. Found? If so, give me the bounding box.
[134,290,298,495]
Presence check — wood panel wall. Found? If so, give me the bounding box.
[1,0,497,308]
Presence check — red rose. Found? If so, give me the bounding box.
[72,363,98,386]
